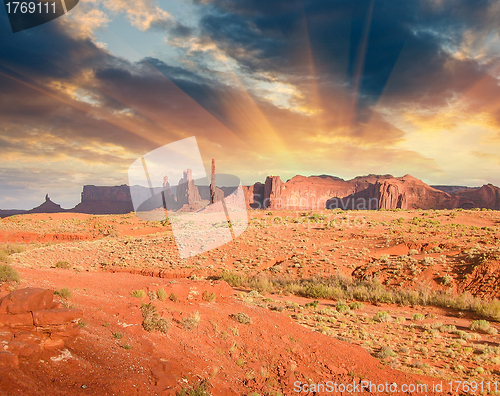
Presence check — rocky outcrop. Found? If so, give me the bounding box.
[176,170,202,205]
[263,176,285,209]
[452,184,500,210]
[4,173,500,216]
[242,182,265,209]
[243,174,500,210]
[0,288,82,368]
[27,195,64,214]
[375,175,453,210]
[431,185,474,194]
[72,185,135,214]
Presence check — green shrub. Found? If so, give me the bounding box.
[182,311,201,330]
[412,313,425,321]
[336,304,351,314]
[430,322,443,329]
[176,380,210,396]
[113,332,124,339]
[0,251,10,263]
[476,300,500,321]
[299,283,334,299]
[215,273,500,321]
[156,288,167,301]
[304,300,319,309]
[423,257,434,265]
[141,303,169,333]
[375,346,396,359]
[374,311,392,323]
[471,320,490,332]
[487,327,498,335]
[54,287,72,300]
[55,261,71,269]
[439,325,457,333]
[131,289,146,298]
[0,264,20,283]
[231,312,252,325]
[169,293,179,302]
[220,271,247,288]
[202,291,216,303]
[348,301,364,310]
[0,244,25,263]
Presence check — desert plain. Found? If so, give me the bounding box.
[0,208,499,395]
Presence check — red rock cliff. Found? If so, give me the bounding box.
[243,174,500,210]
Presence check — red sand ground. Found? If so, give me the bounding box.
[0,210,499,395]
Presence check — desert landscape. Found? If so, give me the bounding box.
[3,0,500,394]
[1,194,499,395]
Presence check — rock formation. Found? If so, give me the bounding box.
[3,172,500,217]
[161,176,176,208]
[72,185,134,214]
[176,169,202,207]
[243,174,500,211]
[210,159,216,204]
[242,182,265,209]
[27,194,64,214]
[374,175,453,210]
[451,184,500,210]
[0,287,82,368]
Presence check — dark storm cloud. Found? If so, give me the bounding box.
[0,10,197,159]
[92,58,226,128]
[0,8,110,79]
[164,21,193,37]
[195,0,500,106]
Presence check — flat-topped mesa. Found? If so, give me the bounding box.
[451,183,500,210]
[11,173,500,217]
[243,174,500,210]
[260,174,357,210]
[72,185,134,214]
[375,176,452,210]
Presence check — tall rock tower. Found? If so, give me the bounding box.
[210,159,216,204]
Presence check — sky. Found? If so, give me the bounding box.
[1,0,500,209]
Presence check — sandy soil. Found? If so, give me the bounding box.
[0,209,499,395]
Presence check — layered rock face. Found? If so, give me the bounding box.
[451,184,500,210]
[0,288,82,368]
[72,175,500,212]
[244,174,500,210]
[242,183,264,209]
[72,185,134,214]
[176,170,202,206]
[13,173,500,216]
[374,175,453,210]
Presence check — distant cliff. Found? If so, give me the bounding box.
[244,174,500,210]
[71,185,134,214]
[3,174,499,217]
